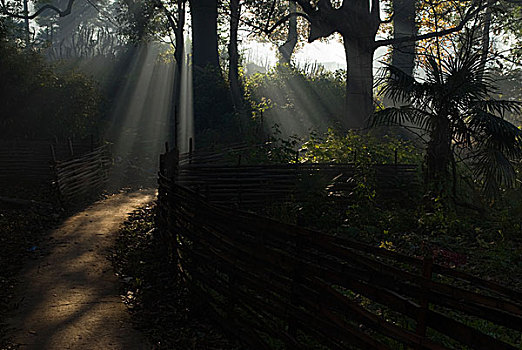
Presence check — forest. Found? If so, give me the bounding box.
[0,0,522,349]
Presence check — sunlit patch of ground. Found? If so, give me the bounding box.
[3,190,154,350]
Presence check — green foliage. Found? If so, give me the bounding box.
[0,39,102,139]
[116,0,161,43]
[300,129,422,165]
[243,63,346,139]
[373,34,522,197]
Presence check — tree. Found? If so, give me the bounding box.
[229,0,244,113]
[281,0,483,130]
[372,36,522,196]
[391,0,416,76]
[0,0,76,46]
[0,32,101,138]
[189,0,219,70]
[278,0,298,64]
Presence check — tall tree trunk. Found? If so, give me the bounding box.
[23,0,30,46]
[478,0,493,78]
[228,0,243,114]
[343,37,374,129]
[278,0,298,64]
[189,0,220,70]
[170,0,186,149]
[189,0,233,136]
[391,0,416,76]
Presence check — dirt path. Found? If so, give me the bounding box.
[5,190,155,350]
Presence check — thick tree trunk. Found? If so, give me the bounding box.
[189,0,220,70]
[278,0,298,64]
[228,0,244,114]
[391,0,416,76]
[189,0,233,136]
[343,38,374,130]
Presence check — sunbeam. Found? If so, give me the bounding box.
[178,38,194,153]
[106,43,175,187]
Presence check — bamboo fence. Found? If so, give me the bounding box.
[157,175,522,350]
[167,144,419,209]
[0,137,98,182]
[53,145,111,203]
[157,147,521,350]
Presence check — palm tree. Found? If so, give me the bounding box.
[372,40,522,197]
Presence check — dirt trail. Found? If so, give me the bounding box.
[6,190,155,350]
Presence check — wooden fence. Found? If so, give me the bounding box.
[0,137,99,183]
[162,145,419,209]
[53,145,111,203]
[157,174,522,350]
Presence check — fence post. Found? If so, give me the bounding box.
[226,269,237,324]
[288,234,303,338]
[415,255,433,347]
[67,137,74,157]
[237,183,242,208]
[189,137,193,165]
[50,144,56,163]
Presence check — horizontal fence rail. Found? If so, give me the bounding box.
[157,175,522,350]
[169,141,420,209]
[53,145,111,203]
[0,137,99,182]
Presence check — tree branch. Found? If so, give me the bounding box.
[265,12,310,35]
[294,0,315,16]
[155,0,179,34]
[0,0,75,19]
[264,0,278,33]
[374,0,482,49]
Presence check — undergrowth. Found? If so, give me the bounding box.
[0,183,62,349]
[110,204,240,350]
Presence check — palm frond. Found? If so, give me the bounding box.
[377,64,424,103]
[371,106,432,129]
[473,148,517,196]
[471,99,522,117]
[426,57,443,85]
[468,109,522,158]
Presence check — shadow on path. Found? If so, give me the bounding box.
[6,190,155,350]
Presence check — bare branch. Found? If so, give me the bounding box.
[265,12,310,35]
[294,0,315,16]
[0,0,75,19]
[264,0,278,33]
[374,0,483,49]
[155,0,179,34]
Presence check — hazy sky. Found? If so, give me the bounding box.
[242,37,389,72]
